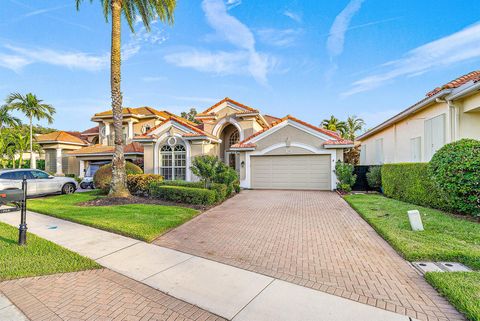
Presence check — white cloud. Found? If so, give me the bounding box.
[343,22,480,96]
[23,4,69,18]
[283,10,302,23]
[327,0,365,58]
[257,28,302,47]
[226,0,242,9]
[0,53,31,71]
[200,0,269,84]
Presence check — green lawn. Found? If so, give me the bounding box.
[344,194,480,269]
[28,192,199,242]
[0,222,99,281]
[426,272,480,321]
[345,193,480,321]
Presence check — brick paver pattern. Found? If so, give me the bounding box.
[156,190,464,321]
[0,269,225,321]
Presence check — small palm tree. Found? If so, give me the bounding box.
[0,105,21,130]
[5,93,55,169]
[344,115,365,141]
[321,115,346,135]
[76,0,176,197]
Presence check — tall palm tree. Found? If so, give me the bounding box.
[76,0,176,197]
[321,115,346,135]
[0,105,21,130]
[344,115,365,141]
[5,93,55,169]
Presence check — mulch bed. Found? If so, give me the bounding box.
[78,196,209,211]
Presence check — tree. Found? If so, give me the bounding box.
[76,0,176,197]
[0,105,21,130]
[5,93,55,169]
[190,155,221,188]
[344,115,365,141]
[321,115,346,135]
[181,108,200,124]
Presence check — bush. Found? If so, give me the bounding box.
[149,183,216,205]
[158,180,205,188]
[214,162,238,196]
[366,166,382,190]
[127,174,163,196]
[93,162,143,194]
[210,183,228,202]
[335,161,356,193]
[190,155,220,188]
[382,163,452,211]
[429,139,480,217]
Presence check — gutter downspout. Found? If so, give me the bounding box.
[436,97,458,143]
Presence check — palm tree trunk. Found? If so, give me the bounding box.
[109,0,129,197]
[29,116,33,169]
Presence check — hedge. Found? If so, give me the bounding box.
[381,163,453,212]
[127,174,163,196]
[149,183,216,205]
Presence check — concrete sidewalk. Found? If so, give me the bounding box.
[0,211,414,321]
[0,294,28,321]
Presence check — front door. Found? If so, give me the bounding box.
[226,151,240,173]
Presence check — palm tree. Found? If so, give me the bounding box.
[321,115,346,135]
[5,93,55,169]
[76,0,176,197]
[344,115,365,141]
[0,105,21,130]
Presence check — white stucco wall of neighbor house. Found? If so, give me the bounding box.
[359,101,451,165]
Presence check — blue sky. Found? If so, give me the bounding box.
[1,0,480,132]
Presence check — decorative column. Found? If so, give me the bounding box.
[79,160,85,178]
[56,148,63,176]
[128,120,134,140]
[31,152,37,169]
[103,122,110,145]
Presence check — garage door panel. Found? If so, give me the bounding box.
[251,155,331,190]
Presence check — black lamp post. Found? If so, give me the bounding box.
[18,177,28,245]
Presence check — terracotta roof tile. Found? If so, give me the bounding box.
[427,70,480,97]
[93,107,170,119]
[197,97,257,116]
[323,139,353,145]
[36,131,88,145]
[263,114,281,126]
[134,115,216,140]
[81,126,99,135]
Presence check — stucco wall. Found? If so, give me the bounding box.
[359,101,449,165]
[254,125,327,151]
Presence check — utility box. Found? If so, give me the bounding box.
[407,210,424,231]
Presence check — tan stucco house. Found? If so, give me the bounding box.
[358,70,480,165]
[37,98,353,190]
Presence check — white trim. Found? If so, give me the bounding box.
[209,100,251,115]
[240,142,337,190]
[248,120,333,144]
[323,144,354,149]
[153,133,191,181]
[212,117,244,140]
[68,152,142,157]
[38,141,88,146]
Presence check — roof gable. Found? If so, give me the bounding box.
[134,115,216,140]
[197,97,257,117]
[36,131,88,145]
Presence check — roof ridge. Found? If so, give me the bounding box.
[198,97,257,115]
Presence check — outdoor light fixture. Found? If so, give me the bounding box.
[241,161,245,167]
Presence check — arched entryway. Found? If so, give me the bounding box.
[219,124,240,171]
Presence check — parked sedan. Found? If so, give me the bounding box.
[0,169,78,196]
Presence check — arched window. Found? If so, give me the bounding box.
[229,130,239,147]
[160,143,186,180]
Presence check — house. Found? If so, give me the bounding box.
[357,71,480,165]
[37,98,353,190]
[134,98,352,190]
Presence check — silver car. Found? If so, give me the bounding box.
[0,169,78,196]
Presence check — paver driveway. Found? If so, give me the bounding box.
[156,190,464,321]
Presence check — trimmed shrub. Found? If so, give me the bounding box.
[93,162,143,194]
[366,166,382,190]
[214,162,238,196]
[190,155,220,188]
[429,139,480,217]
[127,174,163,196]
[210,183,228,202]
[335,161,356,193]
[158,180,205,189]
[382,163,452,211]
[149,183,216,205]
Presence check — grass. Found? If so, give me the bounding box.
[28,192,199,242]
[344,194,480,269]
[0,222,99,281]
[345,193,480,321]
[426,272,480,321]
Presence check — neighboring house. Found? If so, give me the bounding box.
[358,70,480,165]
[134,98,352,190]
[37,98,352,190]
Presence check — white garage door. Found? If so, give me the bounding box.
[251,155,331,190]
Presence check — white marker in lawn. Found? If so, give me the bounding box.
[407,210,424,231]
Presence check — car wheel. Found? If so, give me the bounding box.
[80,182,88,189]
[62,183,76,194]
